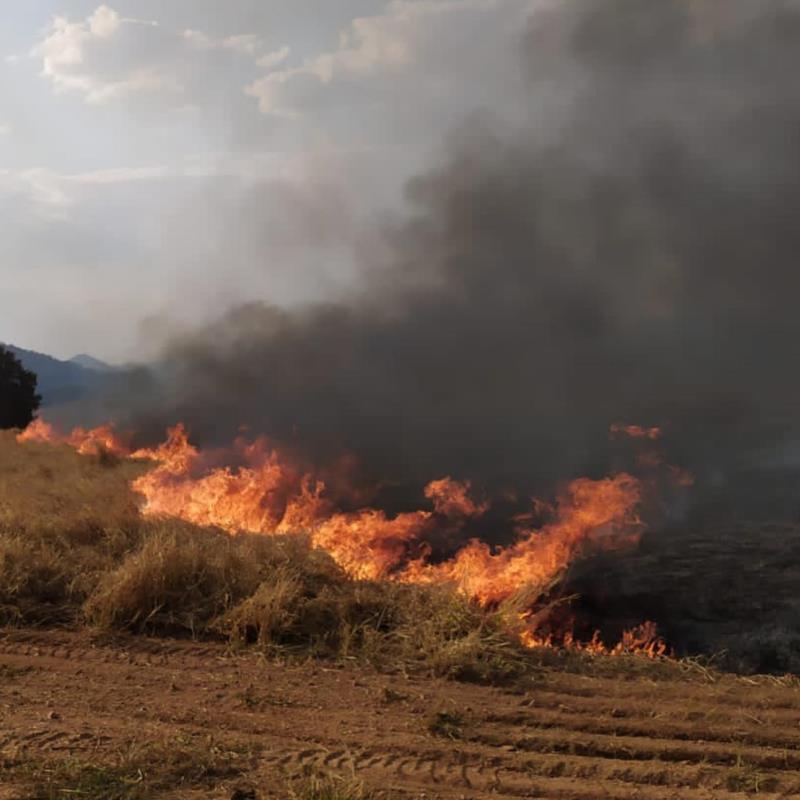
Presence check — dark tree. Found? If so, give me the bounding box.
[0,346,41,430]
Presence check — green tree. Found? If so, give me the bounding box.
[0,346,41,429]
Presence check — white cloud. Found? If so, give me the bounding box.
[246,0,531,118]
[222,34,262,55]
[33,7,170,103]
[257,45,291,70]
[0,168,72,212]
[88,5,122,38]
[68,165,171,185]
[183,28,266,55]
[246,2,419,114]
[0,164,172,219]
[33,5,270,106]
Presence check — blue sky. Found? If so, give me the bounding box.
[1,1,534,361]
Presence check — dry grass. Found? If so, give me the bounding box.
[426,708,470,740]
[2,735,256,800]
[0,431,144,529]
[0,431,537,684]
[84,525,338,636]
[287,772,376,800]
[0,431,144,625]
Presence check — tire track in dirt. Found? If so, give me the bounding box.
[2,629,800,800]
[484,709,800,750]
[261,741,797,800]
[535,673,800,712]
[0,630,227,669]
[257,731,800,798]
[510,686,800,728]
[475,728,800,770]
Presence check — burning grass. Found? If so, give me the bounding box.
[15,423,762,684]
[0,431,539,683]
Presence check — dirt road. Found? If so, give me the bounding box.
[1,629,799,799]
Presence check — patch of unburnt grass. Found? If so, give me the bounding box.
[4,735,257,800]
[286,769,378,800]
[426,706,472,740]
[236,684,298,711]
[0,662,35,680]
[726,756,778,795]
[379,686,409,704]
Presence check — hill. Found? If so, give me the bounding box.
[3,344,110,408]
[69,353,114,372]
[3,345,161,431]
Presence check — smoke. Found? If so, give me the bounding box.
[129,0,800,500]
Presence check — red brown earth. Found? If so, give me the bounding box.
[2,629,800,799]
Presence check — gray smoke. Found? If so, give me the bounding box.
[129,0,800,502]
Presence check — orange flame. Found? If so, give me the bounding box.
[406,474,642,604]
[17,418,130,456]
[610,423,663,441]
[520,621,668,659]
[612,422,696,490]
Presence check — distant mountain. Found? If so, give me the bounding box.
[4,345,108,407]
[3,344,160,431]
[70,353,114,372]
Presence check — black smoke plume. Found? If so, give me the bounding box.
[129,0,800,509]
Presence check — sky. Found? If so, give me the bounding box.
[1,0,537,362]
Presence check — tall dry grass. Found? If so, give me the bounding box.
[0,432,530,683]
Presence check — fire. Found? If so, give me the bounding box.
[406,474,642,605]
[610,423,663,441]
[18,418,665,653]
[129,425,642,593]
[424,477,488,518]
[17,418,130,456]
[520,621,668,658]
[129,427,494,581]
[16,418,59,445]
[611,423,696,490]
[131,425,319,533]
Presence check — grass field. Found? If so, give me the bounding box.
[2,431,800,799]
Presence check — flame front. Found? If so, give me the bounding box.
[130,426,492,581]
[17,418,130,456]
[19,419,662,652]
[127,425,643,596]
[408,474,642,605]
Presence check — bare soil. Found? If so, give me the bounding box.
[1,629,799,799]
